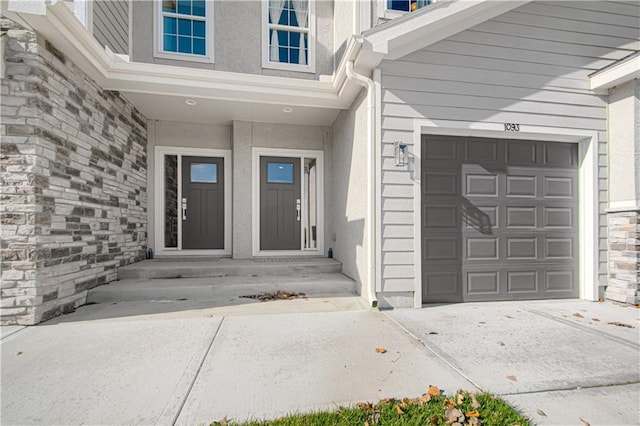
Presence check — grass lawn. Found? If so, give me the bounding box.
[212,387,531,426]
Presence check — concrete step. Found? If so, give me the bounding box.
[117,257,342,280]
[88,273,358,304]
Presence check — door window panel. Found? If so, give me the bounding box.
[190,163,217,183]
[267,162,294,183]
[164,154,179,248]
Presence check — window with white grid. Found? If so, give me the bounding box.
[157,0,211,61]
[263,0,315,72]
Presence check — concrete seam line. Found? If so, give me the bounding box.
[0,327,29,341]
[381,312,483,392]
[524,308,640,350]
[499,380,640,397]
[171,317,225,426]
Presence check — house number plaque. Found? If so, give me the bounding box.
[504,123,520,131]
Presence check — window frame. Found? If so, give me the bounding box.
[261,0,316,73]
[381,0,435,20]
[154,0,214,64]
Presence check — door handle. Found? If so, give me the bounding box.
[296,199,301,221]
[182,198,187,220]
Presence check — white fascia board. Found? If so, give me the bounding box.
[363,0,530,60]
[11,1,343,110]
[590,52,640,94]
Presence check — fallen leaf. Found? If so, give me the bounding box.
[537,409,547,417]
[478,321,486,324]
[573,312,584,318]
[456,393,464,405]
[468,418,480,426]
[591,318,600,322]
[429,415,440,425]
[428,385,441,396]
[427,331,439,335]
[15,351,22,356]
[375,348,387,353]
[470,393,480,409]
[465,410,480,418]
[395,405,404,415]
[507,375,518,382]
[418,393,432,404]
[445,398,457,408]
[370,411,380,424]
[607,321,635,328]
[379,398,395,404]
[445,407,465,424]
[579,417,591,426]
[498,341,506,346]
[356,402,373,410]
[504,315,514,319]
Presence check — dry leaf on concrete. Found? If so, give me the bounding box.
[506,375,518,382]
[607,321,635,328]
[579,417,591,426]
[536,409,547,417]
[573,312,584,318]
[375,348,387,353]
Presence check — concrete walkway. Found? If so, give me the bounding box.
[1,296,638,425]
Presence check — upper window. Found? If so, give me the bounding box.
[157,0,212,61]
[263,0,315,72]
[387,1,433,13]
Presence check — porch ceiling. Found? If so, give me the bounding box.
[123,92,340,126]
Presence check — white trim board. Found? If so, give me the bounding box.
[154,146,232,256]
[251,147,325,257]
[411,120,600,307]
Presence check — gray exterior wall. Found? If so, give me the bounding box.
[146,120,232,251]
[330,91,369,296]
[131,0,334,79]
[377,1,640,304]
[93,0,129,55]
[333,0,353,70]
[232,121,333,258]
[1,21,147,325]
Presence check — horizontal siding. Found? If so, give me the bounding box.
[93,0,129,54]
[378,1,638,294]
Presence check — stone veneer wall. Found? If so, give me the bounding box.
[1,21,147,325]
[606,210,640,304]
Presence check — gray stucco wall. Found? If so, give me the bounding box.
[93,0,129,55]
[330,91,369,297]
[131,0,334,79]
[608,79,639,208]
[377,1,640,304]
[146,120,232,251]
[1,21,147,325]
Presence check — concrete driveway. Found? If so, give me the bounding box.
[387,300,640,425]
[1,294,638,425]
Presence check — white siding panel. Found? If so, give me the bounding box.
[377,2,636,296]
[383,252,414,265]
[446,32,634,61]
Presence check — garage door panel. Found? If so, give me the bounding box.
[465,174,499,197]
[465,139,500,162]
[424,171,459,196]
[506,175,537,197]
[505,141,537,165]
[544,176,575,198]
[423,137,460,160]
[422,136,578,303]
[424,236,460,261]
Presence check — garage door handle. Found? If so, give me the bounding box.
[296,199,301,221]
[182,198,187,220]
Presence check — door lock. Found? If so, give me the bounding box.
[182,198,187,220]
[296,199,301,221]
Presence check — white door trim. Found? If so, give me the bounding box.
[252,147,325,257]
[412,120,600,308]
[154,146,232,256]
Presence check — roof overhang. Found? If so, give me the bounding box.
[362,0,530,60]
[3,0,533,125]
[590,52,640,94]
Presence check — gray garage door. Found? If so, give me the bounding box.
[422,135,578,303]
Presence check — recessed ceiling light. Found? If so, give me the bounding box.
[185,99,197,106]
[282,107,293,113]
